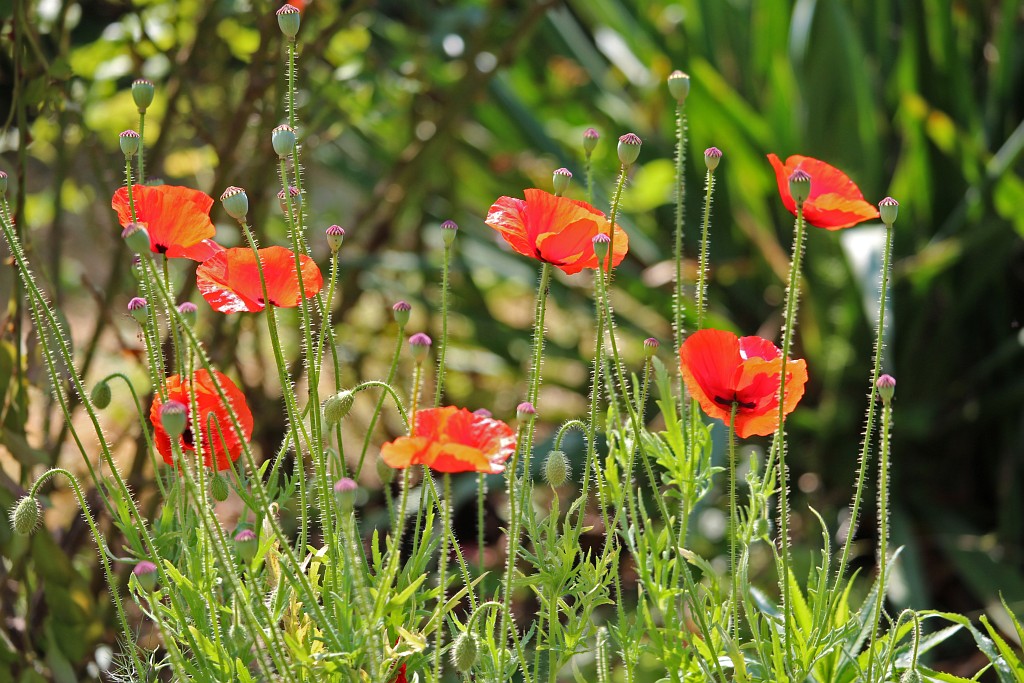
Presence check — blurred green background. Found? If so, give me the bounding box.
[1,0,1023,678]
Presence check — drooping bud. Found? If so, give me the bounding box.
[127,297,149,324]
[667,70,690,104]
[583,127,599,156]
[271,124,297,157]
[451,631,478,673]
[643,337,659,358]
[876,374,896,405]
[392,300,411,327]
[10,495,41,535]
[220,186,249,221]
[160,400,188,439]
[119,130,141,158]
[133,561,158,592]
[333,478,358,513]
[788,169,811,204]
[617,133,642,167]
[177,302,198,327]
[592,233,611,261]
[233,528,258,563]
[409,333,432,363]
[544,450,570,488]
[900,669,923,683]
[324,390,355,427]
[91,380,112,409]
[516,402,536,425]
[879,196,899,226]
[376,456,395,485]
[210,474,229,502]
[276,4,301,39]
[552,168,572,196]
[277,186,302,215]
[440,220,459,247]
[132,78,155,112]
[326,225,345,253]
[122,222,150,255]
[704,147,722,172]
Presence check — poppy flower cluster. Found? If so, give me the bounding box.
[680,329,808,439]
[381,406,516,474]
[485,188,628,275]
[150,369,254,471]
[768,154,879,230]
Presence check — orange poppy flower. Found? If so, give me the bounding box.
[196,246,323,313]
[679,329,808,439]
[768,154,879,230]
[485,189,628,275]
[112,185,223,260]
[150,369,254,471]
[381,406,516,474]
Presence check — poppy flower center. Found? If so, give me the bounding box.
[182,425,194,447]
[713,394,757,411]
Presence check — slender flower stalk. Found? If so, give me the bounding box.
[583,127,599,205]
[727,402,739,640]
[433,473,453,681]
[435,220,458,406]
[695,147,721,330]
[357,302,409,478]
[867,375,896,681]
[669,72,690,398]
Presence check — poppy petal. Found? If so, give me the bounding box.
[112,185,217,258]
[380,406,516,475]
[196,246,323,313]
[680,329,743,424]
[767,154,879,230]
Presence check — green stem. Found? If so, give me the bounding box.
[433,473,453,681]
[137,110,146,183]
[477,472,486,576]
[728,402,739,641]
[605,166,628,277]
[867,399,893,681]
[435,242,452,406]
[357,323,405,478]
[124,159,136,222]
[695,169,715,330]
[673,100,688,415]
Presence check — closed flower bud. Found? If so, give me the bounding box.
[324,390,355,426]
[667,70,690,104]
[334,478,358,513]
[900,669,923,683]
[177,302,198,327]
[592,232,611,261]
[233,528,258,563]
[516,401,536,425]
[127,296,149,324]
[752,517,771,540]
[326,224,345,252]
[10,495,41,535]
[451,631,478,673]
[376,456,395,485]
[133,561,158,592]
[276,4,301,38]
[643,337,659,358]
[210,474,229,502]
[879,196,899,226]
[0,170,7,196]
[617,133,642,166]
[131,78,155,112]
[119,129,141,157]
[544,450,570,488]
[876,374,896,405]
[409,333,432,363]
[277,186,302,215]
[160,400,188,439]
[583,127,599,156]
[552,168,572,196]
[788,169,811,204]
[91,380,112,409]
[704,147,722,172]
[220,186,249,221]
[122,222,150,255]
[392,300,411,327]
[272,124,297,157]
[440,220,458,247]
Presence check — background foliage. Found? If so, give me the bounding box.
[1,0,1022,678]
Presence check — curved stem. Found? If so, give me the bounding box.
[357,324,405,477]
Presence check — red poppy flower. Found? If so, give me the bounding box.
[196,246,323,313]
[485,189,628,275]
[391,663,407,683]
[679,329,808,438]
[150,370,254,471]
[768,154,879,230]
[381,406,516,474]
[112,185,223,260]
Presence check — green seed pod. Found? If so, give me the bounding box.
[409,333,432,363]
[10,495,41,535]
[392,300,411,327]
[592,233,610,260]
[552,168,572,197]
[582,128,599,156]
[121,222,150,255]
[788,169,811,204]
[91,380,112,410]
[177,302,198,328]
[617,133,642,167]
[210,474,229,502]
[544,450,570,488]
[451,631,478,673]
[272,124,297,157]
[440,220,458,247]
[220,186,249,221]
[326,225,345,253]
[119,130,141,158]
[127,297,149,324]
[667,70,690,104]
[877,374,896,405]
[704,146,722,172]
[324,390,355,427]
[276,4,301,39]
[0,170,7,196]
[879,196,899,226]
[160,400,188,439]
[131,79,155,112]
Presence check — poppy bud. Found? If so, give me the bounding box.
[160,400,188,439]
[272,124,297,158]
[324,390,355,427]
[392,300,411,327]
[177,302,198,327]
[667,70,690,104]
[643,337,659,358]
[220,186,249,221]
[122,222,150,255]
[326,225,345,253]
[583,127,599,156]
[704,147,722,172]
[516,401,536,425]
[752,517,770,540]
[10,495,41,535]
[127,297,149,324]
[0,170,7,196]
[334,477,358,513]
[617,133,642,167]
[451,631,478,673]
[119,130,141,158]
[277,186,301,215]
[876,374,896,405]
[210,474,229,502]
[788,169,811,204]
[440,220,458,247]
[544,450,570,488]
[132,78,155,112]
[91,380,112,409]
[133,561,158,592]
[592,233,611,261]
[376,456,394,485]
[552,168,572,197]
[409,333,432,363]
[233,528,258,563]
[900,669,923,683]
[276,4,301,38]
[879,196,899,226]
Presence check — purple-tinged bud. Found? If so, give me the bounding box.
[592,232,611,261]
[473,408,492,418]
[160,400,187,439]
[409,333,432,363]
[271,124,296,157]
[704,147,722,172]
[177,302,198,327]
[0,170,7,196]
[667,70,690,104]
[277,186,302,215]
[10,495,41,536]
[210,474,229,502]
[643,337,660,358]
[220,186,249,221]
[127,297,149,324]
[879,196,899,226]
[119,129,141,158]
[233,528,258,563]
[788,169,811,204]
[132,79,155,112]
[392,300,411,327]
[122,222,150,255]
[440,220,458,247]
[276,4,301,39]
[133,561,158,592]
[583,128,599,156]
[91,380,112,409]
[516,402,536,425]
[326,224,345,253]
[876,374,896,404]
[617,133,642,167]
[333,477,358,512]
[552,168,572,196]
